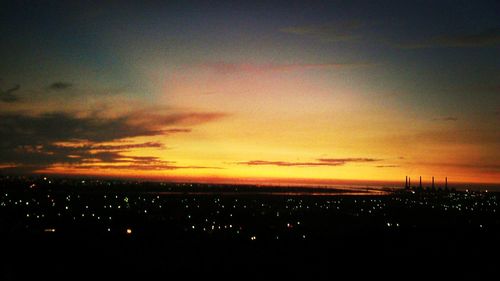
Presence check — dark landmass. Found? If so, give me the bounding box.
[1,176,499,279]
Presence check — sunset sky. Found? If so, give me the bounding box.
[0,1,499,186]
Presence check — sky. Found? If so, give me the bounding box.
[0,0,499,186]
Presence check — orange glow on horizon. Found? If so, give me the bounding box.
[3,52,499,186]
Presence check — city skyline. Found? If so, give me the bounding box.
[1,1,499,185]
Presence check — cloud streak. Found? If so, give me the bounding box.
[74,163,224,171]
[48,82,73,91]
[202,62,370,75]
[375,165,400,168]
[280,21,363,42]
[236,158,381,167]
[236,160,343,167]
[410,162,500,173]
[432,116,458,121]
[90,142,166,151]
[0,84,20,103]
[317,158,381,163]
[394,27,500,49]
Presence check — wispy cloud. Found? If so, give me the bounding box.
[375,165,399,168]
[280,21,363,42]
[73,164,224,171]
[202,62,370,75]
[160,128,192,134]
[236,160,343,167]
[318,158,381,163]
[236,158,381,167]
[130,111,227,128]
[394,27,500,49]
[432,116,458,121]
[89,142,166,151]
[410,162,500,173]
[0,84,20,103]
[414,129,499,146]
[48,82,73,91]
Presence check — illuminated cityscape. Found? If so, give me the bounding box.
[1,176,499,278]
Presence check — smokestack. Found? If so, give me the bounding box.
[432,176,434,188]
[405,176,408,188]
[409,177,411,187]
[445,177,448,189]
[419,176,422,188]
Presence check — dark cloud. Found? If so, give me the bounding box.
[414,129,500,146]
[0,111,225,144]
[0,112,158,144]
[0,84,20,103]
[237,158,381,167]
[163,128,192,134]
[91,142,165,151]
[395,27,500,49]
[432,116,458,121]
[48,82,73,91]
[435,28,500,47]
[317,158,381,163]
[0,110,226,173]
[132,112,228,127]
[280,21,364,42]
[73,164,224,171]
[92,151,127,163]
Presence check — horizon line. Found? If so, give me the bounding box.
[2,172,499,188]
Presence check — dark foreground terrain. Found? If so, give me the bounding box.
[1,176,499,280]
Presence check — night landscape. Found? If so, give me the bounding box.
[1,1,499,280]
